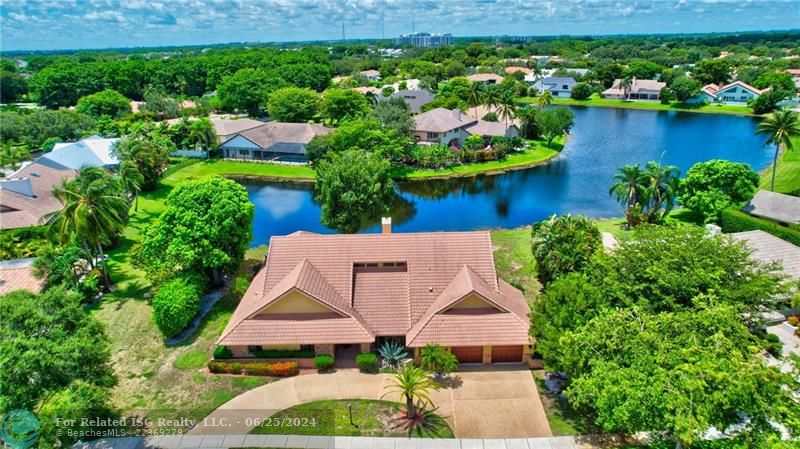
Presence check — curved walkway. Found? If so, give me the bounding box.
[190,367,551,439]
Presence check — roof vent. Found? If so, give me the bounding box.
[381,217,392,234]
[428,287,433,292]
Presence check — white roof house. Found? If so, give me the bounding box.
[40,135,120,170]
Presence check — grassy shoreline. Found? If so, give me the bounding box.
[759,136,799,195]
[518,94,755,116]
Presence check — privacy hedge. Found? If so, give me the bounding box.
[719,208,800,246]
[152,275,202,338]
[207,360,299,377]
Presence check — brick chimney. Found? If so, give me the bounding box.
[381,217,392,234]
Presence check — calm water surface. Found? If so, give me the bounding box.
[246,107,773,247]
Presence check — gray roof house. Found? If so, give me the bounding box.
[219,122,332,163]
[383,89,436,114]
[742,190,800,225]
[730,230,800,281]
[412,108,518,147]
[532,77,577,98]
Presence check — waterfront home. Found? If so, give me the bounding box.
[688,81,770,105]
[532,77,576,98]
[602,78,666,100]
[210,117,264,144]
[217,225,532,365]
[219,122,332,163]
[359,69,382,81]
[412,108,517,147]
[40,135,120,170]
[467,73,505,85]
[0,158,76,230]
[742,190,800,225]
[380,89,435,114]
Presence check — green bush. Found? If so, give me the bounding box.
[207,360,299,377]
[0,226,50,259]
[719,208,800,246]
[314,354,334,371]
[251,348,315,359]
[356,353,378,373]
[214,346,233,359]
[152,275,202,338]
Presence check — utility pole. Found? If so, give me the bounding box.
[342,21,346,42]
[381,9,385,39]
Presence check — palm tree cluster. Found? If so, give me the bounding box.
[609,161,680,227]
[467,83,517,128]
[756,109,800,192]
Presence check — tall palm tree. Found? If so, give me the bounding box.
[641,161,680,223]
[483,85,501,110]
[46,167,128,289]
[756,110,800,191]
[537,90,553,108]
[609,164,645,213]
[619,76,634,101]
[497,91,517,129]
[467,82,485,109]
[188,117,217,151]
[383,366,439,420]
[118,160,144,211]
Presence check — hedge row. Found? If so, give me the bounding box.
[251,348,315,359]
[207,360,299,377]
[719,208,800,246]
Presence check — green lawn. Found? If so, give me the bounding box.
[490,228,541,302]
[172,159,316,181]
[518,94,754,116]
[594,209,703,240]
[250,399,454,438]
[760,137,800,195]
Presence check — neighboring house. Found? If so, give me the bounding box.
[465,104,520,126]
[381,78,421,92]
[42,135,120,170]
[781,69,800,91]
[381,89,435,114]
[359,69,382,81]
[0,258,43,295]
[532,77,577,98]
[0,158,76,230]
[413,108,518,146]
[742,190,800,225]
[504,66,531,75]
[467,73,505,85]
[210,117,265,144]
[217,226,532,365]
[353,86,382,95]
[688,81,770,105]
[729,231,800,281]
[602,78,666,100]
[219,122,332,163]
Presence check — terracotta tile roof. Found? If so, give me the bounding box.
[504,66,531,75]
[218,231,529,347]
[0,258,43,295]
[0,159,76,230]
[414,108,477,133]
[467,73,505,83]
[742,190,800,225]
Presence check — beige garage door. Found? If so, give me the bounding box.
[491,345,523,363]
[451,346,483,363]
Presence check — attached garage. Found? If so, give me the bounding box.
[451,346,483,363]
[491,345,523,363]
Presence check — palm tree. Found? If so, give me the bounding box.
[537,90,553,108]
[619,76,634,101]
[188,117,217,152]
[467,82,485,109]
[383,366,439,420]
[609,164,644,213]
[640,161,680,223]
[483,85,501,110]
[757,110,800,191]
[46,167,128,289]
[118,160,144,211]
[497,91,517,129]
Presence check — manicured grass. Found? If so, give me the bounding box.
[594,209,704,240]
[490,227,541,302]
[760,137,800,195]
[392,139,562,180]
[172,159,315,181]
[250,400,454,438]
[518,94,755,116]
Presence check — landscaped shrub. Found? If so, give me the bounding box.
[214,345,233,359]
[251,348,315,359]
[356,353,378,373]
[314,354,334,371]
[0,226,50,259]
[152,275,203,338]
[207,360,299,377]
[787,316,799,326]
[719,208,800,246]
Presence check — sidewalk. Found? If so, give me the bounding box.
[75,434,589,449]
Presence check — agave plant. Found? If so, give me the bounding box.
[378,340,409,369]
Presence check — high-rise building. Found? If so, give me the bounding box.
[393,32,453,48]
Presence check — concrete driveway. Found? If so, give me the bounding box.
[191,366,551,439]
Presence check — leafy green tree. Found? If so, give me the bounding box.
[0,287,115,412]
[625,60,664,79]
[306,119,409,165]
[28,61,103,108]
[536,106,574,145]
[444,61,466,78]
[134,176,254,284]
[141,86,180,120]
[37,381,116,449]
[0,142,31,171]
[383,366,439,420]
[752,71,795,93]
[560,306,799,449]
[679,160,760,222]
[76,89,131,118]
[420,95,467,112]
[114,125,175,191]
[570,82,593,100]
[319,88,370,125]
[217,68,287,116]
[439,77,473,104]
[756,110,800,191]
[409,144,453,169]
[750,90,785,115]
[531,214,601,284]
[693,58,732,85]
[419,344,459,378]
[271,62,332,92]
[314,149,395,233]
[152,275,202,338]
[516,106,540,139]
[371,97,414,136]
[669,76,701,102]
[0,110,96,148]
[267,86,319,122]
[0,69,27,103]
[32,243,91,291]
[187,117,217,151]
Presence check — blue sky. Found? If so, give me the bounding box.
[1,0,798,52]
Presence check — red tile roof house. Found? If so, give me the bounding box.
[217,225,533,366]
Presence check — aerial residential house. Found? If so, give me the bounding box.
[381,89,436,114]
[742,190,800,225]
[729,231,800,281]
[412,108,518,147]
[41,135,120,170]
[467,73,505,85]
[352,86,382,96]
[219,122,332,163]
[217,227,532,365]
[504,66,531,76]
[532,77,577,98]
[359,69,382,81]
[0,158,76,230]
[210,117,265,144]
[688,81,770,105]
[602,78,666,100]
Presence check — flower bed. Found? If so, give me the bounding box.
[207,360,299,377]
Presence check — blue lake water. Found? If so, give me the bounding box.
[246,106,773,247]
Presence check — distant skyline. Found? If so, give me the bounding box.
[1,0,798,52]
